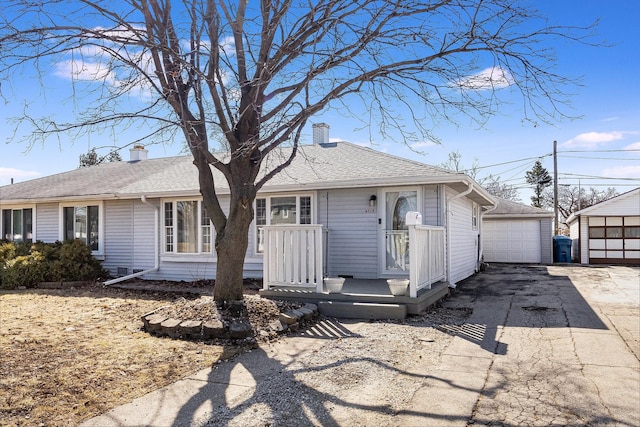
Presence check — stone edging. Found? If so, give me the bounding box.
[141,303,319,341]
[38,281,91,289]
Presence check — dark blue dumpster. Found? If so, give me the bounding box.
[553,235,572,263]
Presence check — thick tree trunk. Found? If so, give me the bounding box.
[210,159,258,303]
[213,196,254,302]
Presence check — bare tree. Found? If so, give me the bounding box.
[544,185,618,226]
[439,151,481,179]
[482,175,521,202]
[79,148,122,168]
[439,151,520,201]
[0,0,595,302]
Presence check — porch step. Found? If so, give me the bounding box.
[318,301,407,320]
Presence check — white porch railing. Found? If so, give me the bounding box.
[261,223,445,298]
[262,225,324,293]
[407,224,446,298]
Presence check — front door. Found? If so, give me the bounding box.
[381,189,418,275]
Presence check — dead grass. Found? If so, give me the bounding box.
[0,285,230,426]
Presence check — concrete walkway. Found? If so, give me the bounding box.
[81,264,640,426]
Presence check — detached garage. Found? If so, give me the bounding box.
[567,187,640,265]
[482,198,553,264]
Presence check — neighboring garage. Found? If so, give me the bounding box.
[482,198,553,264]
[567,187,640,265]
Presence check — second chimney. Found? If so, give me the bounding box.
[129,145,148,161]
[312,123,330,146]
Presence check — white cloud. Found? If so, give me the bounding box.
[0,167,40,186]
[93,25,146,40]
[623,141,640,151]
[219,36,236,56]
[54,59,118,85]
[410,140,437,149]
[601,165,640,178]
[562,131,625,149]
[52,27,235,102]
[601,116,620,123]
[455,66,514,91]
[179,36,234,57]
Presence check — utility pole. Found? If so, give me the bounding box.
[553,140,558,235]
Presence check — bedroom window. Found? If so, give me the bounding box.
[255,195,313,253]
[1,208,33,243]
[163,200,213,254]
[62,205,100,251]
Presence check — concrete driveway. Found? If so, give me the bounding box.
[82,264,640,427]
[412,263,640,426]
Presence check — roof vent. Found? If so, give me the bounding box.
[312,123,330,146]
[129,145,148,161]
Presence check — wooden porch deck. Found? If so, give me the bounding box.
[259,279,450,319]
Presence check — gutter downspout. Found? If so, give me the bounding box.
[477,203,498,271]
[104,195,160,286]
[445,181,474,289]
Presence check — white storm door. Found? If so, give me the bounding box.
[380,189,419,275]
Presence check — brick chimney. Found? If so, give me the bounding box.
[129,145,148,161]
[312,123,330,146]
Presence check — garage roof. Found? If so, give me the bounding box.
[484,197,553,219]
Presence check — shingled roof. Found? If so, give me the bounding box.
[0,142,493,204]
[484,197,553,218]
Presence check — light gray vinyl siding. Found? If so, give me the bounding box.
[539,217,553,264]
[319,188,379,278]
[569,219,581,262]
[102,200,133,275]
[422,185,442,226]
[34,203,59,242]
[581,192,640,216]
[446,186,479,284]
[102,199,157,276]
[577,216,589,264]
[151,257,217,282]
[132,199,156,270]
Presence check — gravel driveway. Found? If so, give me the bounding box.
[198,308,470,426]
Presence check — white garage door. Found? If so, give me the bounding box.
[483,220,541,263]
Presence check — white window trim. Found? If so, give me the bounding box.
[59,201,104,256]
[472,202,479,230]
[161,198,216,258]
[252,192,316,256]
[1,204,37,243]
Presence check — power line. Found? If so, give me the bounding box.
[473,154,552,171]
[468,147,638,195]
[475,150,637,172]
[474,149,638,174]
[559,155,640,161]
[560,173,640,181]
[558,149,640,153]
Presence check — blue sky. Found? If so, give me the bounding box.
[1,1,639,204]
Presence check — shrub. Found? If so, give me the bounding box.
[1,251,47,289]
[0,240,109,289]
[50,239,108,282]
[0,241,16,265]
